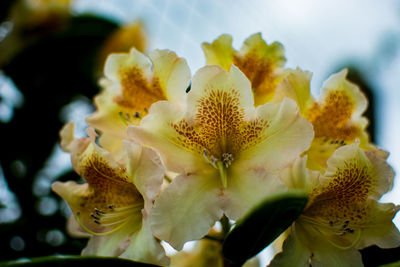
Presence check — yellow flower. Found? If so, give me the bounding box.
[271,144,400,267]
[86,48,191,156]
[128,65,313,249]
[273,68,384,171]
[52,122,169,265]
[202,33,286,106]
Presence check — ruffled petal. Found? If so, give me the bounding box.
[87,48,190,155]
[273,68,314,112]
[273,68,373,171]
[323,143,394,200]
[202,34,235,71]
[203,33,286,106]
[234,33,286,105]
[149,49,191,107]
[321,69,367,119]
[356,202,400,249]
[224,166,286,220]
[236,98,313,171]
[151,173,223,250]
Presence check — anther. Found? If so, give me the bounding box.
[91,213,100,220]
[222,153,234,168]
[94,208,104,216]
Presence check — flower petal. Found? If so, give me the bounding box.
[323,143,394,200]
[356,202,400,249]
[53,124,144,235]
[121,215,170,266]
[279,156,320,194]
[187,65,254,117]
[124,141,165,211]
[82,215,142,257]
[203,33,286,106]
[269,229,311,267]
[237,98,313,171]
[149,49,191,107]
[128,101,209,174]
[297,222,363,267]
[151,173,223,250]
[234,33,286,105]
[87,49,190,155]
[273,68,314,112]
[273,68,372,171]
[224,166,286,220]
[202,34,235,71]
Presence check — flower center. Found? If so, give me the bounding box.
[76,202,143,236]
[203,149,234,188]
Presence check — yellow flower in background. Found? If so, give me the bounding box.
[52,122,169,265]
[171,237,260,267]
[86,48,191,156]
[171,238,224,267]
[271,143,400,267]
[128,65,313,250]
[0,0,73,67]
[273,68,384,171]
[202,33,286,106]
[95,22,148,76]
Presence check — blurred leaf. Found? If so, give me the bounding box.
[380,261,400,267]
[0,14,118,261]
[222,190,308,265]
[0,256,160,267]
[0,0,14,21]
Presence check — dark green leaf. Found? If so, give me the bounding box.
[380,261,400,267]
[223,190,308,265]
[0,256,159,267]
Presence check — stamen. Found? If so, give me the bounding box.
[118,111,141,125]
[203,149,217,168]
[75,212,131,236]
[90,213,100,220]
[118,111,130,126]
[302,216,362,250]
[326,228,362,250]
[222,153,234,168]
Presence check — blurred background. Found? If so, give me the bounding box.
[0,0,399,265]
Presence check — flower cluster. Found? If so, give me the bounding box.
[52,33,400,266]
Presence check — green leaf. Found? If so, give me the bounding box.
[0,256,159,267]
[222,190,308,265]
[380,261,400,267]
